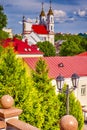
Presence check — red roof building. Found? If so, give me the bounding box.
[23,56,87,107]
[77,52,87,56]
[23,56,87,78]
[22,2,54,45]
[2,38,43,57]
[32,25,49,34]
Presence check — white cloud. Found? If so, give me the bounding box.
[78,9,86,17]
[54,10,66,18]
[18,21,22,24]
[54,9,75,23]
[74,9,87,17]
[54,10,67,23]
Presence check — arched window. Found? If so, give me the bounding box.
[51,17,53,22]
[51,25,53,31]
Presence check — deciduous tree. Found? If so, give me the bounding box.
[0,5,7,29]
[37,41,56,56]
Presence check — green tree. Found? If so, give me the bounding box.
[58,85,84,130]
[80,37,87,51]
[55,33,87,56]
[0,5,7,29]
[59,40,83,56]
[0,47,44,130]
[37,41,56,56]
[0,47,31,106]
[14,34,22,40]
[21,58,60,130]
[0,30,9,41]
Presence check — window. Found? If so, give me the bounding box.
[81,85,86,96]
[51,17,53,22]
[51,26,53,31]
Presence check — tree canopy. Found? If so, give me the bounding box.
[55,33,87,56]
[0,5,7,29]
[37,41,56,57]
[21,58,60,130]
[0,47,31,106]
[0,30,9,41]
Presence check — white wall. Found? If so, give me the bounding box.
[16,54,43,58]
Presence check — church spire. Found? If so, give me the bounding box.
[39,2,46,24]
[50,0,51,9]
[47,0,53,16]
[47,0,54,33]
[40,2,45,17]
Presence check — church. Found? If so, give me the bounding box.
[22,1,54,45]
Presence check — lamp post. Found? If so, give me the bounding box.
[56,73,79,115]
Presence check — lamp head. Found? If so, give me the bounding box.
[56,74,64,91]
[71,73,79,88]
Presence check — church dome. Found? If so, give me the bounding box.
[47,8,53,15]
[40,10,45,17]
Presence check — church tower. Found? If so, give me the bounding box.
[47,0,54,33]
[22,16,25,34]
[39,2,46,25]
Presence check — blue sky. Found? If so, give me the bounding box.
[0,0,87,34]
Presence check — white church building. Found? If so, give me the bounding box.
[22,2,54,45]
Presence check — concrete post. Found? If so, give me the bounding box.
[59,115,78,130]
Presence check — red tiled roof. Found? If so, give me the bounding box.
[77,52,87,56]
[23,56,87,78]
[2,38,43,55]
[32,24,49,34]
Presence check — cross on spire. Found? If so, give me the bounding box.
[42,2,44,10]
[50,0,52,9]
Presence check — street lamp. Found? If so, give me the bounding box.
[56,73,79,115]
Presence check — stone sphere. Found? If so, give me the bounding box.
[0,95,14,109]
[59,115,78,130]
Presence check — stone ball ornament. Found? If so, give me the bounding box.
[0,95,14,109]
[59,115,78,130]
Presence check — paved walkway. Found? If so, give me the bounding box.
[83,121,87,130]
[83,125,87,130]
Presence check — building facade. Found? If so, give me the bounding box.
[22,2,54,45]
[23,56,87,108]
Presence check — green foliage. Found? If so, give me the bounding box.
[37,41,56,56]
[69,93,84,130]
[14,34,22,40]
[80,37,87,51]
[21,58,60,130]
[58,85,84,130]
[0,47,31,106]
[0,47,60,130]
[55,33,87,56]
[0,30,9,41]
[55,33,67,41]
[59,40,83,56]
[32,58,49,85]
[0,5,7,29]
[0,46,4,55]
